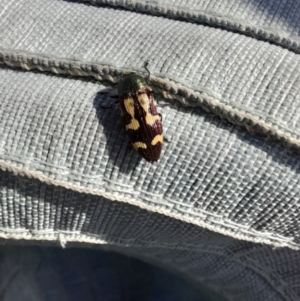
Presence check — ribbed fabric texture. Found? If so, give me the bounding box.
[0,246,220,301]
[0,171,299,301]
[0,0,300,300]
[85,0,300,53]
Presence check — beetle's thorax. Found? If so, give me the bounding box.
[118,73,149,96]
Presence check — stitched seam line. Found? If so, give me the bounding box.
[0,159,298,250]
[82,0,300,54]
[1,49,299,152]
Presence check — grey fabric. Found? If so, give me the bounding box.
[85,0,300,54]
[0,0,300,300]
[0,245,222,301]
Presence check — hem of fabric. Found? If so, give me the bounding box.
[0,159,298,250]
[80,0,300,54]
[1,48,300,152]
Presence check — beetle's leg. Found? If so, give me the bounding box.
[108,89,119,99]
[97,87,119,109]
[158,114,169,143]
[100,99,118,109]
[144,60,151,84]
[125,142,134,157]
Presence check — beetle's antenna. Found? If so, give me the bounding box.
[144,60,151,84]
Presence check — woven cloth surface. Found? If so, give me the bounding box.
[0,0,300,300]
[0,245,223,301]
[83,0,300,53]
[0,172,299,301]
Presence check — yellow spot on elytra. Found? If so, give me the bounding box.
[138,94,160,125]
[151,135,163,145]
[132,142,147,150]
[124,98,139,130]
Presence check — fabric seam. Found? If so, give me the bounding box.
[1,49,300,152]
[81,0,300,54]
[0,159,299,250]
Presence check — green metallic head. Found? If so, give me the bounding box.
[118,73,148,96]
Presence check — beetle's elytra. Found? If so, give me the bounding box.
[118,73,163,162]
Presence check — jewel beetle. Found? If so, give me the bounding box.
[118,71,163,163]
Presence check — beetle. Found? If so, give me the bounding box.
[117,70,163,163]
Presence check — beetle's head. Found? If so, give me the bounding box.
[118,73,147,96]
